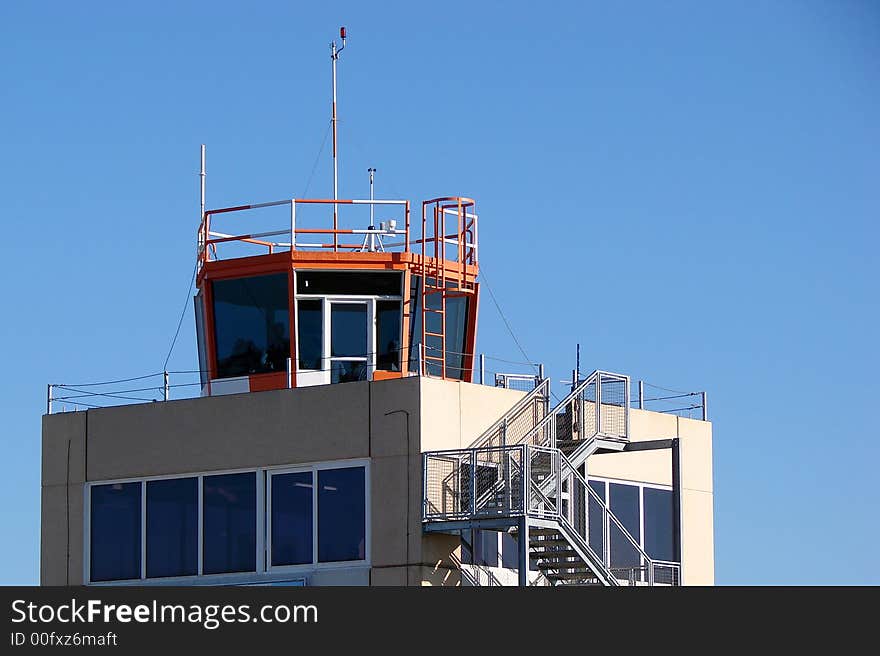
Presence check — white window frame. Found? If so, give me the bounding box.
[84,458,370,586]
[586,476,673,562]
[266,458,371,575]
[293,269,403,385]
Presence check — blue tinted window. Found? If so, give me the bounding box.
[203,473,256,574]
[146,478,198,578]
[376,301,401,371]
[297,300,322,370]
[588,479,606,558]
[90,482,141,582]
[609,482,641,572]
[272,472,314,566]
[474,530,498,567]
[501,532,518,569]
[213,274,290,378]
[330,304,367,357]
[644,487,674,562]
[318,467,366,562]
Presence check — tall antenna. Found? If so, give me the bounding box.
[330,26,346,251]
[368,167,376,227]
[199,144,206,220]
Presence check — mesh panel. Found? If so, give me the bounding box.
[598,373,628,437]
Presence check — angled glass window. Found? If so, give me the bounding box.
[146,477,198,579]
[296,299,322,370]
[318,467,366,562]
[609,482,641,574]
[90,482,141,582]
[376,301,401,371]
[271,472,314,567]
[202,473,256,575]
[644,487,674,562]
[212,273,290,378]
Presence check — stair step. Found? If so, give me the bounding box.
[531,550,579,560]
[546,571,602,581]
[529,539,570,548]
[538,563,593,573]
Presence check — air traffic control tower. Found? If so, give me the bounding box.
[40,29,714,587]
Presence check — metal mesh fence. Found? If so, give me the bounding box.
[598,373,628,438]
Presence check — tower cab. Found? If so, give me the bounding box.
[194,197,479,396]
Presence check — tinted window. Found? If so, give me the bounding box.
[330,303,367,357]
[609,482,641,572]
[296,271,401,296]
[501,532,518,569]
[203,473,256,574]
[297,299,322,370]
[376,301,401,371]
[212,274,289,378]
[644,487,674,562]
[474,530,498,567]
[318,467,366,562]
[90,482,141,582]
[588,480,606,559]
[331,360,367,383]
[445,295,469,380]
[272,472,313,566]
[146,478,198,578]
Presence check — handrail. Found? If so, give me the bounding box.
[468,378,550,450]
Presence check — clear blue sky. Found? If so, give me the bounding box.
[1,1,877,585]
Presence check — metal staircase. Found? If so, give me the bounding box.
[422,370,681,586]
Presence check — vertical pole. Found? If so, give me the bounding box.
[290,199,296,252]
[286,357,293,389]
[638,380,644,410]
[479,353,485,385]
[47,384,53,415]
[470,450,477,516]
[330,39,340,252]
[537,363,544,381]
[701,391,708,421]
[163,372,169,402]
[518,516,528,587]
[199,145,206,219]
[671,438,683,580]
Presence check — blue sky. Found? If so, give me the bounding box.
[1,1,877,584]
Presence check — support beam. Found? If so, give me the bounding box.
[518,516,529,587]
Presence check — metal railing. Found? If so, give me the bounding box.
[198,198,412,268]
[422,443,680,586]
[633,380,708,421]
[469,378,551,451]
[501,370,630,465]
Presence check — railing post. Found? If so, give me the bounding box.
[595,372,602,435]
[163,371,170,402]
[418,343,424,377]
[638,380,644,410]
[290,199,296,252]
[701,391,708,421]
[479,353,485,385]
[47,384,53,415]
[537,363,544,385]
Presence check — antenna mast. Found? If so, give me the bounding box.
[331,26,346,251]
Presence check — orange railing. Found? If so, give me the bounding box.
[197,196,480,272]
[197,198,412,270]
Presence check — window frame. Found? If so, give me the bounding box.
[266,459,371,575]
[293,269,403,383]
[585,475,674,565]
[83,458,370,586]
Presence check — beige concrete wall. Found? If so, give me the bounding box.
[587,409,715,586]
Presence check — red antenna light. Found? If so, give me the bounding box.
[340,26,346,39]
